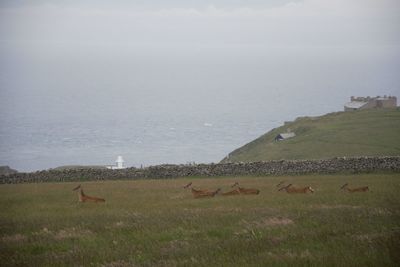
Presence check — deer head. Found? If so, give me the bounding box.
[278,184,292,191]
[276,181,286,188]
[183,182,192,189]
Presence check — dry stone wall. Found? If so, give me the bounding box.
[1,156,399,184]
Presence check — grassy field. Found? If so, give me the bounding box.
[1,173,399,266]
[222,108,400,163]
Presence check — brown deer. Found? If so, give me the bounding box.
[340,183,369,193]
[231,182,260,195]
[190,187,210,194]
[231,182,239,188]
[221,188,241,196]
[238,187,260,195]
[276,181,286,188]
[278,184,314,194]
[184,183,210,194]
[72,185,105,203]
[183,182,193,189]
[192,188,221,198]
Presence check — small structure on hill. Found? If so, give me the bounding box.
[344,96,397,111]
[107,156,126,170]
[275,132,296,141]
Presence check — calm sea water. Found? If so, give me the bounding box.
[1,43,399,172]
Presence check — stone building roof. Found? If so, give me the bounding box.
[275,132,296,141]
[344,101,368,109]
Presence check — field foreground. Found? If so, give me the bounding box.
[1,173,399,266]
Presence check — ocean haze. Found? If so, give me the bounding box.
[0,1,399,171]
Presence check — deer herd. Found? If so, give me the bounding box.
[72,181,369,203]
[184,181,261,199]
[180,181,369,199]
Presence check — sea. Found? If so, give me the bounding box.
[1,42,399,172]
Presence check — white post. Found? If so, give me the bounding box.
[115,156,124,169]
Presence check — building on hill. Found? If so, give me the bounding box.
[344,96,397,111]
[107,156,126,170]
[275,132,296,141]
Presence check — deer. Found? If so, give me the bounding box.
[231,182,260,195]
[340,183,369,193]
[72,184,105,203]
[190,187,210,194]
[183,182,193,189]
[238,187,260,195]
[184,183,210,194]
[221,188,241,196]
[276,181,286,188]
[192,188,221,198]
[278,184,314,194]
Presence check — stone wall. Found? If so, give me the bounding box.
[1,156,399,184]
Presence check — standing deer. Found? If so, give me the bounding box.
[340,183,369,193]
[278,184,314,194]
[72,185,105,203]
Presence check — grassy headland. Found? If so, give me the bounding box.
[1,173,399,266]
[221,108,400,163]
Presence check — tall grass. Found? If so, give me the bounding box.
[0,173,399,266]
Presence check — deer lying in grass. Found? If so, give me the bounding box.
[190,187,209,194]
[231,182,260,195]
[192,188,221,198]
[276,181,286,188]
[221,188,241,196]
[238,187,260,195]
[278,184,314,194]
[340,183,369,193]
[184,183,210,194]
[72,185,105,203]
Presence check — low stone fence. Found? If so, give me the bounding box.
[1,156,399,184]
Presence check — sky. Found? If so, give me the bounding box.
[0,0,399,46]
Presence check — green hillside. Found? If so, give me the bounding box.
[221,108,400,163]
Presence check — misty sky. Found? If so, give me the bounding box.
[1,0,399,127]
[1,0,399,46]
